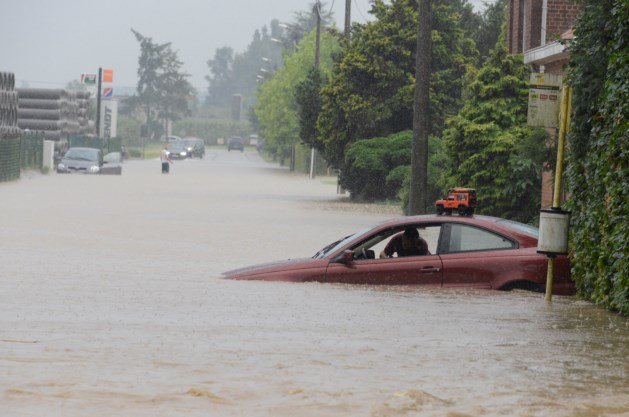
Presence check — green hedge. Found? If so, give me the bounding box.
[342,131,413,201]
[566,0,628,315]
[342,130,444,204]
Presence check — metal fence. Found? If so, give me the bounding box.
[21,134,43,170]
[0,137,21,182]
[1,71,21,182]
[69,135,122,154]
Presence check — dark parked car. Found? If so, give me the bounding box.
[168,141,190,159]
[57,147,103,174]
[224,215,575,294]
[182,138,205,158]
[227,136,244,152]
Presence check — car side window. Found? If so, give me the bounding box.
[444,224,515,253]
[350,225,442,260]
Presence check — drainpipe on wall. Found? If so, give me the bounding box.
[541,0,548,46]
[539,0,548,72]
[522,0,527,53]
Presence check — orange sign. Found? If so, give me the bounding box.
[103,69,114,83]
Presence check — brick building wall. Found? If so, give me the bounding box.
[507,0,523,53]
[545,0,581,43]
[525,0,543,51]
[508,0,581,54]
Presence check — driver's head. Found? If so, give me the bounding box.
[402,228,419,249]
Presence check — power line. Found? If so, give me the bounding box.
[353,0,367,21]
[327,0,336,15]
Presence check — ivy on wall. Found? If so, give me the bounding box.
[566,0,628,315]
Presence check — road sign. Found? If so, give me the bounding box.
[99,99,118,140]
[527,73,563,128]
[81,74,96,85]
[103,69,114,83]
[103,87,113,98]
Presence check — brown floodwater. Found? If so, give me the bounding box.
[1,150,627,416]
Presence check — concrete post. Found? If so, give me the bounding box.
[43,140,55,171]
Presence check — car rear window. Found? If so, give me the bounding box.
[495,219,539,238]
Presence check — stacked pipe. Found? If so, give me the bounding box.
[17,88,91,141]
[0,72,21,139]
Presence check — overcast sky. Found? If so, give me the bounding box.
[1,0,492,92]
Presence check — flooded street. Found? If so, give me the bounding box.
[1,151,627,416]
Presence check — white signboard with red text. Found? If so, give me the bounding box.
[527,73,563,129]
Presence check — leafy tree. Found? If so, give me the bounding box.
[254,30,340,162]
[442,41,548,223]
[204,22,285,110]
[294,67,325,150]
[343,131,414,200]
[65,79,88,92]
[318,0,478,168]
[565,0,628,315]
[468,0,508,59]
[131,29,194,140]
[205,47,235,106]
[278,1,335,48]
[341,130,447,204]
[204,3,336,114]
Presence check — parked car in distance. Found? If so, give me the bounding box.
[224,215,575,294]
[168,141,190,159]
[57,147,103,174]
[248,134,260,146]
[227,136,244,152]
[167,135,181,142]
[182,137,205,158]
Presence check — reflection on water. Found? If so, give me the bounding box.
[0,153,627,417]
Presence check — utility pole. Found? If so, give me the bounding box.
[408,0,431,215]
[95,67,102,137]
[310,0,321,180]
[345,0,351,38]
[314,1,321,69]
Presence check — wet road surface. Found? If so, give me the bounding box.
[1,150,627,416]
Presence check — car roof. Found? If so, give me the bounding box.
[350,214,538,248]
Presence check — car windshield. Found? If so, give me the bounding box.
[312,225,376,259]
[169,143,186,152]
[496,218,539,238]
[64,148,99,161]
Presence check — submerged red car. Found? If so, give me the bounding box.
[224,215,575,294]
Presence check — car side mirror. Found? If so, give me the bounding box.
[333,250,354,264]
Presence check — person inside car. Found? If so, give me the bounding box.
[379,227,429,258]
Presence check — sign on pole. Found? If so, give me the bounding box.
[102,87,113,98]
[99,99,118,141]
[102,69,114,83]
[527,73,563,128]
[81,74,96,85]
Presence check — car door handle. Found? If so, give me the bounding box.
[420,266,440,273]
